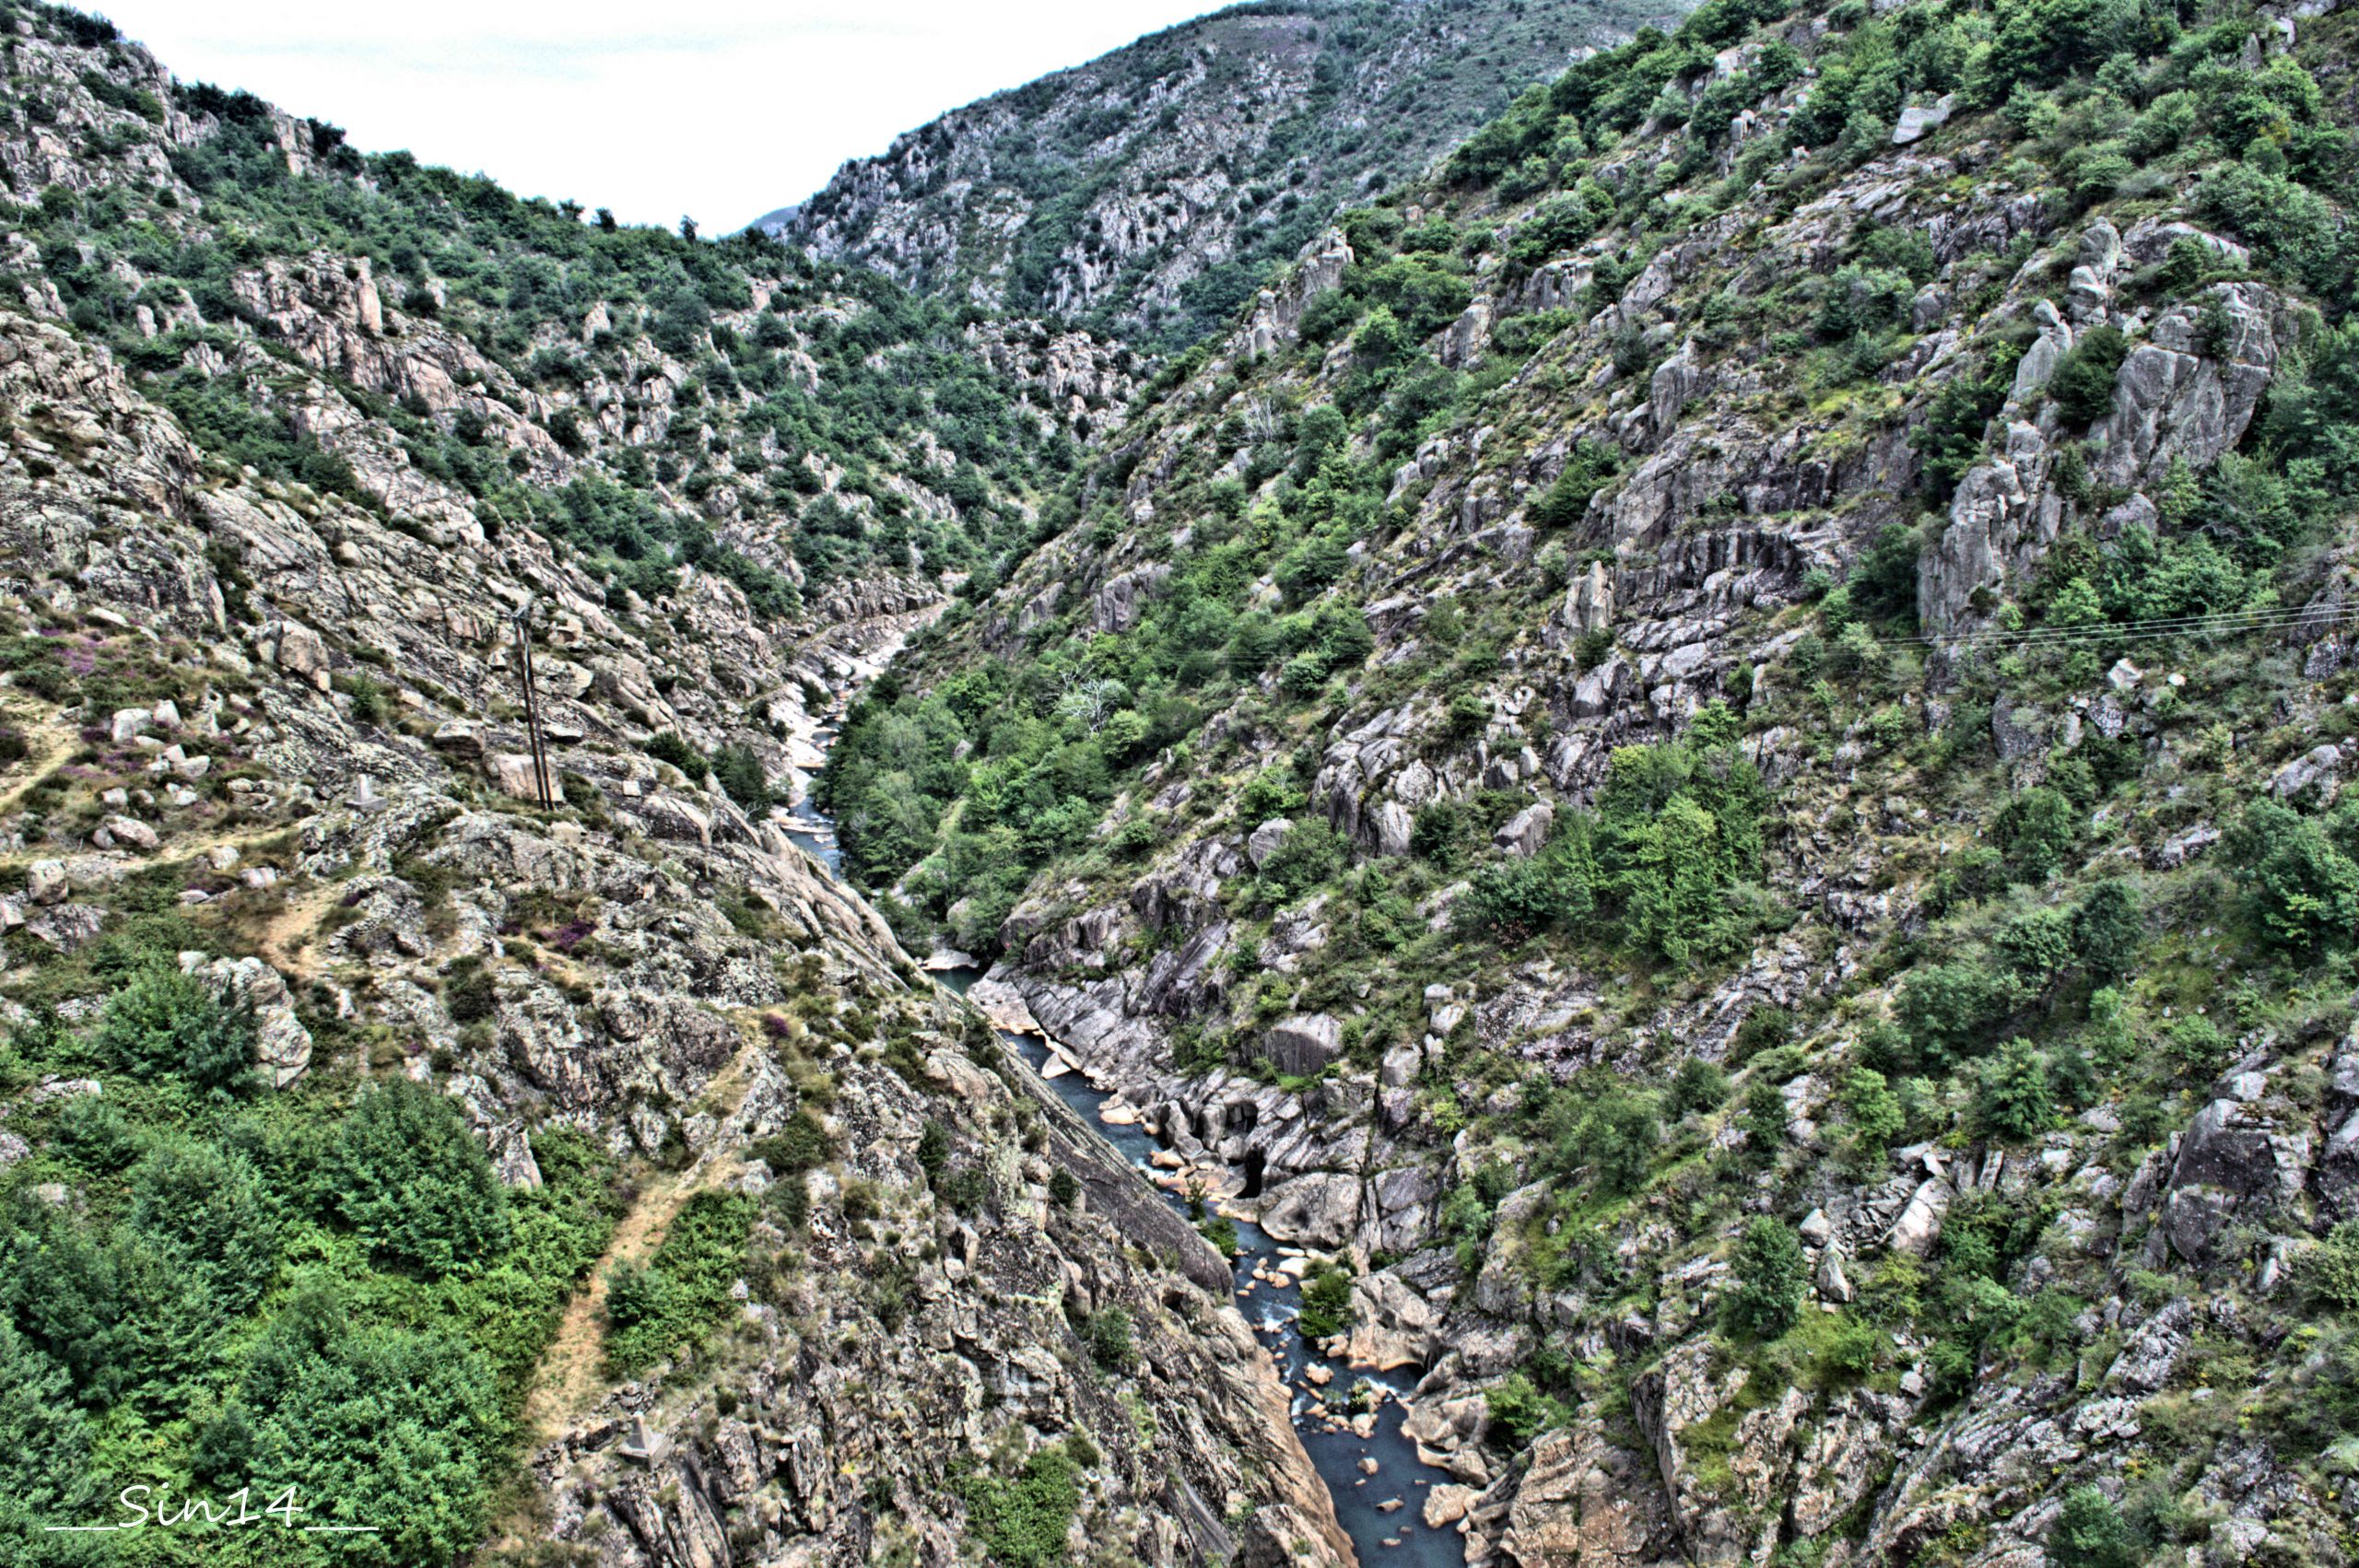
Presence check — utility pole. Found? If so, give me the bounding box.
[511,595,556,811]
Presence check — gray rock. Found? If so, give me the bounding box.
[1493,801,1555,859]
[100,814,158,851]
[1246,817,1294,871]
[1262,1012,1343,1077]
[1890,94,1954,144]
[26,859,67,906]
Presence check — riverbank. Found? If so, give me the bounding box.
[770,618,1471,1562]
[968,976,1474,1566]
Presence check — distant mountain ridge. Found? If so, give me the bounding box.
[770,0,1673,345]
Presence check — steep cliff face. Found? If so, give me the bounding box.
[0,6,1347,1565]
[829,0,2359,1556]
[776,0,1674,345]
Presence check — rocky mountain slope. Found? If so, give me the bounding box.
[772,0,1674,347]
[0,0,1120,610]
[827,0,2359,1558]
[0,5,1349,1565]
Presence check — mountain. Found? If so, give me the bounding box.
[773,0,1675,345]
[826,0,2359,1555]
[0,4,1347,1563]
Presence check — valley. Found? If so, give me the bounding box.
[4,0,2359,1562]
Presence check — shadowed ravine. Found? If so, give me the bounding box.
[786,693,1463,1566]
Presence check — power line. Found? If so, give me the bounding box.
[1881,599,2353,654]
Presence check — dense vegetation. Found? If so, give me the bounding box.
[0,962,620,1566]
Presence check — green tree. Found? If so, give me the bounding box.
[1546,1086,1661,1195]
[2047,323,2128,425]
[237,1297,502,1563]
[2050,1485,2136,1568]
[1725,1219,1803,1339]
[1840,1066,1905,1156]
[2224,799,2359,954]
[1620,792,1727,963]
[126,1136,281,1316]
[96,962,257,1094]
[1463,829,1598,941]
[710,743,771,813]
[1977,1038,2057,1141]
[328,1080,513,1277]
[2071,880,2142,979]
[1996,907,2074,986]
[1742,1080,1788,1164]
[1896,962,2008,1069]
[1993,787,2077,882]
[0,1321,93,1567]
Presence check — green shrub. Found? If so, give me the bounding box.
[916,1119,949,1178]
[750,1108,835,1174]
[603,1190,754,1375]
[1724,1218,1804,1340]
[2048,324,2129,425]
[328,1080,512,1277]
[97,961,258,1095]
[1084,1306,1136,1373]
[1412,798,1471,866]
[1299,1261,1358,1340]
[645,731,708,778]
[1259,819,1344,903]
[1668,1058,1730,1117]
[960,1445,1080,1568]
[1486,1371,1570,1446]
[2296,1221,2359,1312]
[2050,1485,2136,1568]
[1976,1038,2056,1141]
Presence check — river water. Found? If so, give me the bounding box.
[785,721,1467,1566]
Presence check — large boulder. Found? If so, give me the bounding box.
[1256,1171,1361,1247]
[2155,1082,2310,1265]
[1261,1012,1342,1077]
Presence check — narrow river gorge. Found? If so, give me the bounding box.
[781,661,1468,1567]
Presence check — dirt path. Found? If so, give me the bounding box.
[516,1033,764,1441]
[249,876,340,978]
[0,716,76,819]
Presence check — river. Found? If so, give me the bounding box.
[782,703,1469,1566]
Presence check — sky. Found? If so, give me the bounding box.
[87,1,1226,232]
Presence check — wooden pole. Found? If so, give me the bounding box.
[512,604,555,810]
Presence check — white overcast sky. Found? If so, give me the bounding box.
[88,2,1224,231]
